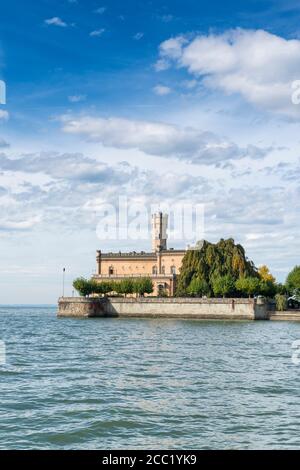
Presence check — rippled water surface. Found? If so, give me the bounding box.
[1,306,300,449]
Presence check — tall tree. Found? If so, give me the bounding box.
[258,265,276,283]
[286,266,300,293]
[176,239,258,296]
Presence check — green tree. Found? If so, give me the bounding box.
[235,276,260,298]
[92,281,114,296]
[115,279,134,297]
[73,277,95,297]
[286,266,300,293]
[276,283,287,295]
[187,277,210,297]
[134,277,153,297]
[259,279,277,298]
[176,239,258,296]
[211,275,235,298]
[111,280,123,296]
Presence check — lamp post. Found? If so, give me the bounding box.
[62,268,66,298]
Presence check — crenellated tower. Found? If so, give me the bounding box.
[151,212,168,252]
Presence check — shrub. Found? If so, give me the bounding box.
[158,288,168,297]
[275,294,287,311]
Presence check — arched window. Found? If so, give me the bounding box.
[109,266,114,276]
[152,266,157,275]
[170,265,176,275]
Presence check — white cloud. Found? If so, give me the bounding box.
[0,151,210,238]
[45,17,67,27]
[158,35,188,60]
[0,110,9,120]
[0,146,299,287]
[68,95,86,103]
[160,14,173,23]
[89,29,105,37]
[153,85,171,96]
[60,115,270,165]
[157,29,300,118]
[0,216,41,231]
[133,32,144,40]
[154,59,170,71]
[181,79,198,89]
[94,7,106,14]
[246,233,268,241]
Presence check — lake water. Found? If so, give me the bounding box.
[1,305,300,449]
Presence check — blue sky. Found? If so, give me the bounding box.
[1,0,300,303]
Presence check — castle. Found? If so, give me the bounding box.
[93,213,186,296]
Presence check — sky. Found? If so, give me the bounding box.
[1,0,300,303]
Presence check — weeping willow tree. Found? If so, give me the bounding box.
[176,238,258,297]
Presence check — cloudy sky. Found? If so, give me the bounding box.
[1,0,300,303]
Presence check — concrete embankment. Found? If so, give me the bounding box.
[268,311,300,321]
[58,297,268,320]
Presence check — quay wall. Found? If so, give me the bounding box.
[58,297,268,320]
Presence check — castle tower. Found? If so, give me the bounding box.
[152,212,168,252]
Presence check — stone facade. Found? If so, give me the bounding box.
[92,212,186,296]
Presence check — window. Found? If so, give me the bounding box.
[171,266,176,275]
[109,266,114,275]
[152,266,157,275]
[161,265,165,274]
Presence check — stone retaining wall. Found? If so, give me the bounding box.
[268,311,300,321]
[58,297,268,320]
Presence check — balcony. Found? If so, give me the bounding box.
[93,273,176,279]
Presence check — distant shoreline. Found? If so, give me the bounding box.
[0,304,56,308]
